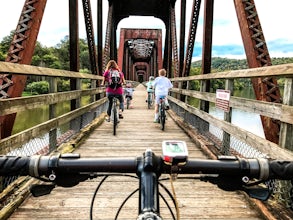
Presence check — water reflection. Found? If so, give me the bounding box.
[190,87,265,138]
[12,96,90,134]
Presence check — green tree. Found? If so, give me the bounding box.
[0,31,14,54]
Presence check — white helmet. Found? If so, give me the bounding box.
[149,76,154,81]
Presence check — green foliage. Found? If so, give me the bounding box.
[191,57,293,91]
[0,31,14,58]
[0,50,6,61]
[192,57,248,71]
[57,79,70,92]
[26,81,49,95]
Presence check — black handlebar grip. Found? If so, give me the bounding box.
[0,156,30,176]
[269,161,293,180]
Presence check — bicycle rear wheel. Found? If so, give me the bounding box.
[147,93,152,109]
[113,103,118,135]
[126,97,130,109]
[160,104,165,131]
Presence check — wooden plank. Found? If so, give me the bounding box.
[0,61,103,80]
[0,89,104,115]
[8,84,264,220]
[170,63,293,81]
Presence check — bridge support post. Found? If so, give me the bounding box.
[234,0,281,144]
[279,78,293,150]
[222,79,233,155]
[49,78,57,152]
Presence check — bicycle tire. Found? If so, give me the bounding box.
[159,101,165,131]
[126,97,130,109]
[148,93,151,109]
[113,101,118,135]
[160,106,165,131]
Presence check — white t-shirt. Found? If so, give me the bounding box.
[153,76,173,97]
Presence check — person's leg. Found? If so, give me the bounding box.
[154,96,159,122]
[118,95,124,118]
[106,94,114,121]
[164,97,170,110]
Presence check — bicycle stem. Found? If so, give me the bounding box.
[137,149,162,219]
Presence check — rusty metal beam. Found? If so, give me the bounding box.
[0,0,47,139]
[170,6,179,78]
[97,0,103,75]
[103,3,113,70]
[200,0,213,112]
[182,0,201,77]
[82,0,98,75]
[179,0,186,76]
[69,0,79,111]
[234,0,281,144]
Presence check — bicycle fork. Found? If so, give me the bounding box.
[137,149,162,220]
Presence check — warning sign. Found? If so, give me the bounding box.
[216,89,231,112]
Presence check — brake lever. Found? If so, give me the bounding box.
[242,185,272,201]
[30,183,55,197]
[200,175,272,201]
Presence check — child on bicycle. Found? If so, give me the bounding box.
[145,76,155,103]
[152,69,173,123]
[124,82,134,108]
[101,60,126,122]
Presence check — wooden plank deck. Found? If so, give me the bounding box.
[9,84,263,219]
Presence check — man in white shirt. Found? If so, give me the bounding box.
[152,69,173,122]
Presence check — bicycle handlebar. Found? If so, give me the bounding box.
[2,149,293,219]
[1,151,293,182]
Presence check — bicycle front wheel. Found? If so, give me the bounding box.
[113,105,118,135]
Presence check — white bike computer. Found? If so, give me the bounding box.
[162,140,188,165]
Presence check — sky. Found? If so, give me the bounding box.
[1,0,293,61]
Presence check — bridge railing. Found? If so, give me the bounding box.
[169,63,293,210]
[170,63,293,160]
[0,62,108,189]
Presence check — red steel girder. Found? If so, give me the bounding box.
[183,0,201,77]
[0,0,47,139]
[82,0,98,75]
[234,0,281,144]
[118,28,162,81]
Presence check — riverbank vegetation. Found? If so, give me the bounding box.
[1,32,293,94]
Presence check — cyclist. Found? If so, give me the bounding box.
[145,76,155,103]
[124,82,134,108]
[152,68,173,123]
[101,60,126,122]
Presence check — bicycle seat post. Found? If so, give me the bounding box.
[137,149,162,220]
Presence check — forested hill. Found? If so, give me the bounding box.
[192,57,293,71]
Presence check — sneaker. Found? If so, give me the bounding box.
[153,119,159,123]
[105,117,110,122]
[119,114,124,119]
